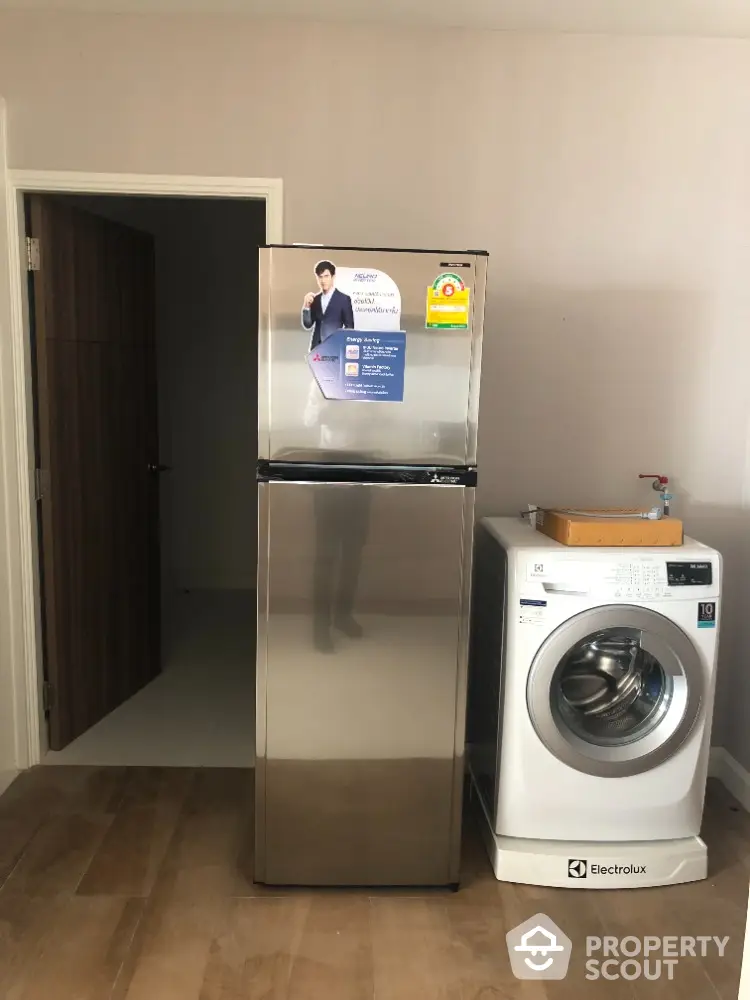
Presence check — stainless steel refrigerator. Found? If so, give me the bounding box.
[255,244,487,886]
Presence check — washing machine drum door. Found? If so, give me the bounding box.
[527,605,705,778]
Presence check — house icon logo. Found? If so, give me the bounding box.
[506,913,572,980]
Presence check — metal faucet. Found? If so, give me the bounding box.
[638,474,673,517]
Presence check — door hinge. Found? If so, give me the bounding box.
[42,680,54,714]
[34,468,44,502]
[26,237,40,272]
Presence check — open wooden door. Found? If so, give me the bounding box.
[27,195,161,751]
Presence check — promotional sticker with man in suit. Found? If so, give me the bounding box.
[301,259,406,403]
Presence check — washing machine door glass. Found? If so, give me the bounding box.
[558,628,671,746]
[527,605,704,778]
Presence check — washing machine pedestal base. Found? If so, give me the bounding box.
[472,781,707,889]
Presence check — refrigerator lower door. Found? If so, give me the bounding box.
[256,480,474,886]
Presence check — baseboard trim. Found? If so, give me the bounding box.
[709,747,750,812]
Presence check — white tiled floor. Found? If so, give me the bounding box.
[44,590,256,768]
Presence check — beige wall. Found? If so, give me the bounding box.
[0,13,749,763]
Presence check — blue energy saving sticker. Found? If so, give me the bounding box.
[520,598,547,625]
[308,330,406,402]
[698,602,716,628]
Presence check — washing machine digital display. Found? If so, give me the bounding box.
[666,562,712,586]
[553,628,672,748]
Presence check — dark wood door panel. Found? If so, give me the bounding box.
[29,195,160,750]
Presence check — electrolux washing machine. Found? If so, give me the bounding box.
[466,516,722,889]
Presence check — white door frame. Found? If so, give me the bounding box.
[0,146,283,769]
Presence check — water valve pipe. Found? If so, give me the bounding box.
[639,474,673,517]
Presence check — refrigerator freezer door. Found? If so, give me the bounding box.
[258,247,485,466]
[255,480,474,886]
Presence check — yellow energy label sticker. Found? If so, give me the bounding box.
[426,273,471,329]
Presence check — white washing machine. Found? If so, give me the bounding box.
[466,516,722,889]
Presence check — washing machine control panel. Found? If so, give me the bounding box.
[527,554,719,600]
[666,561,712,586]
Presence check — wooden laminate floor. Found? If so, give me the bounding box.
[0,767,746,999]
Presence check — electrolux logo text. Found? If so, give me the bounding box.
[568,859,646,878]
[594,864,646,875]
